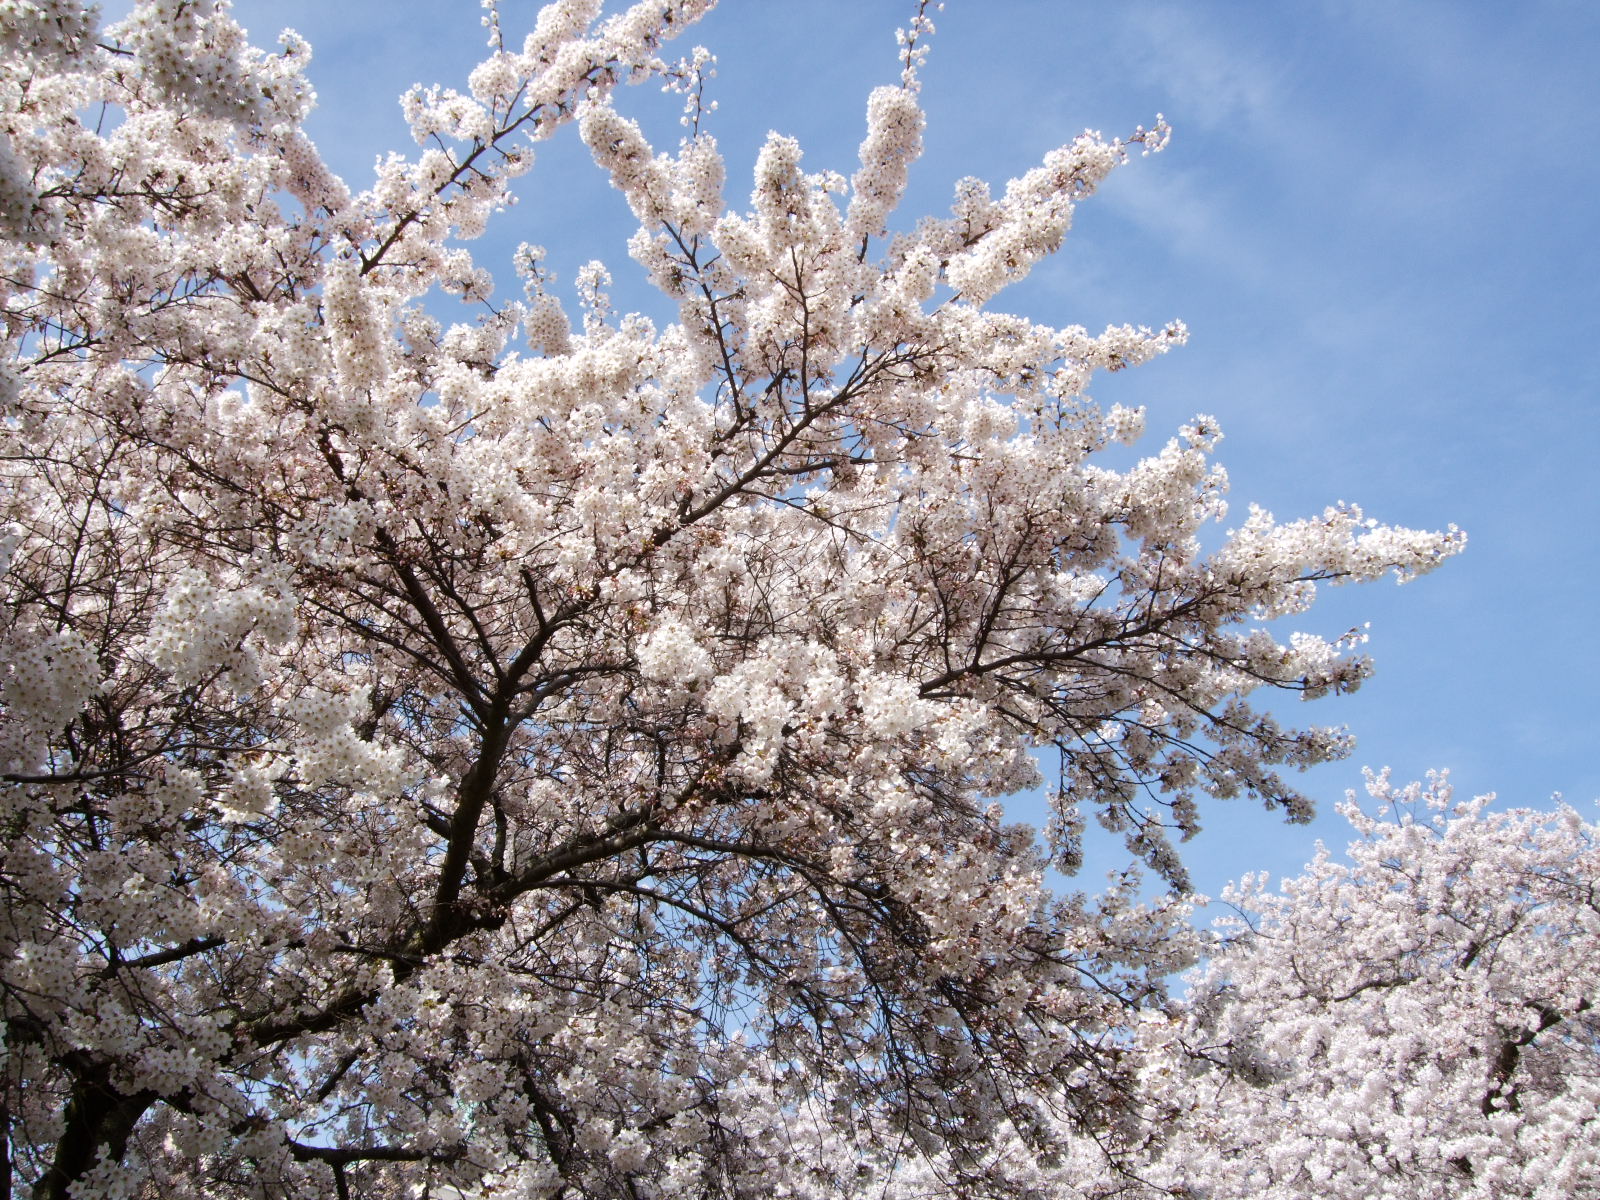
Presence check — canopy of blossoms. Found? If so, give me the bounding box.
[1,2,1470,1197]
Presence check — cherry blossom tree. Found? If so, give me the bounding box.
[1138,774,1600,1200]
[0,1,1464,1197]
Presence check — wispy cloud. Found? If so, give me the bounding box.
[1110,1,1288,135]
[1096,163,1267,282]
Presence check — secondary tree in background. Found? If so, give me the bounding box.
[1140,773,1599,1200]
[1,1,1465,1197]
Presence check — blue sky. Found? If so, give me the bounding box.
[213,0,1600,898]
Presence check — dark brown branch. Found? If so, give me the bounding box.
[40,1057,155,1200]
[1484,998,1591,1115]
[287,1139,463,1166]
[99,936,225,976]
